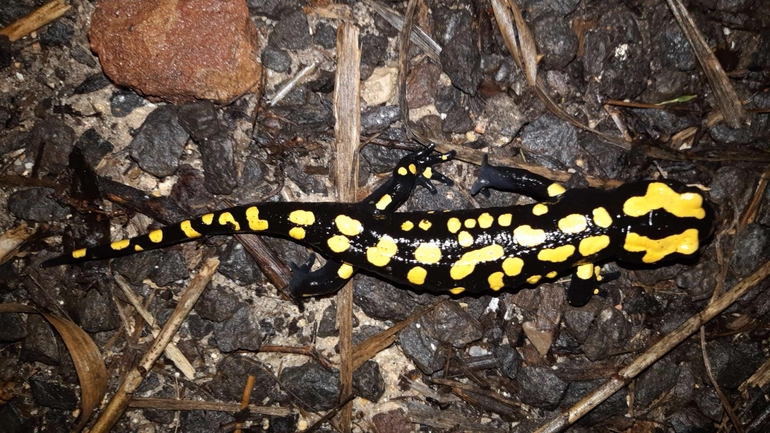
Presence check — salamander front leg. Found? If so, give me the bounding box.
[289,254,356,302]
[567,264,618,306]
[363,145,456,214]
[471,155,565,201]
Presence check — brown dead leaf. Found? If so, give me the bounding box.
[0,303,108,432]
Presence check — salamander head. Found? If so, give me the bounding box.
[614,180,715,265]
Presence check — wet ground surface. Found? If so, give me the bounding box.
[1,0,770,432]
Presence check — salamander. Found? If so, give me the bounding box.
[42,147,715,306]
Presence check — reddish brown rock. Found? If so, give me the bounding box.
[89,0,262,104]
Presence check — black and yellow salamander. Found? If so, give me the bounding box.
[43,147,715,306]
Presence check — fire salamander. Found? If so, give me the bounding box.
[43,147,715,306]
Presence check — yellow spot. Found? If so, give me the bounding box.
[546,271,558,279]
[532,204,549,216]
[558,214,587,234]
[527,275,542,284]
[366,236,399,267]
[502,257,524,276]
[148,229,163,243]
[579,235,610,256]
[447,217,462,234]
[592,207,612,228]
[595,266,603,281]
[423,167,433,179]
[576,263,593,280]
[335,215,363,236]
[457,231,474,247]
[289,210,316,226]
[624,229,700,263]
[111,239,130,251]
[134,245,143,252]
[327,235,351,253]
[398,166,408,176]
[218,212,241,231]
[375,194,392,211]
[408,163,417,174]
[401,221,414,231]
[419,219,432,230]
[337,263,355,279]
[498,214,512,227]
[548,183,566,197]
[180,220,201,238]
[623,183,706,219]
[464,219,477,229]
[407,267,427,285]
[514,225,546,247]
[537,245,576,262]
[72,248,87,259]
[488,272,505,290]
[450,245,505,280]
[289,227,306,240]
[478,213,494,229]
[449,287,466,295]
[201,213,214,225]
[414,243,442,264]
[245,207,268,231]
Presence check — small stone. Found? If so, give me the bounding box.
[78,288,120,333]
[0,314,26,342]
[179,410,234,433]
[200,133,238,195]
[314,22,337,49]
[110,89,146,117]
[75,128,114,168]
[432,4,482,95]
[70,45,97,68]
[129,105,189,177]
[148,250,189,286]
[425,301,483,348]
[516,366,568,410]
[398,320,446,375]
[581,307,632,361]
[213,306,263,352]
[0,35,12,70]
[195,286,243,323]
[353,361,385,402]
[247,0,303,20]
[218,241,262,285]
[25,116,76,176]
[481,94,526,145]
[279,361,340,411]
[89,0,261,104]
[73,73,111,95]
[361,105,400,134]
[178,101,220,142]
[261,46,292,73]
[112,249,164,285]
[531,14,578,70]
[360,33,388,68]
[520,114,579,169]
[209,356,278,404]
[29,378,77,410]
[8,188,70,222]
[634,357,679,410]
[20,315,60,366]
[372,409,410,433]
[269,9,311,51]
[353,275,423,321]
[39,21,73,47]
[361,67,398,106]
[493,344,521,380]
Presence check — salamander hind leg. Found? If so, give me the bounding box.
[289,253,356,302]
[471,155,565,201]
[567,263,619,306]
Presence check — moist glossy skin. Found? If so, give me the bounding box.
[43,149,715,306]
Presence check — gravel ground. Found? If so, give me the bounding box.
[1,0,770,432]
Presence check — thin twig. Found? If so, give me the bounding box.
[90,258,219,433]
[534,260,770,433]
[0,0,70,42]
